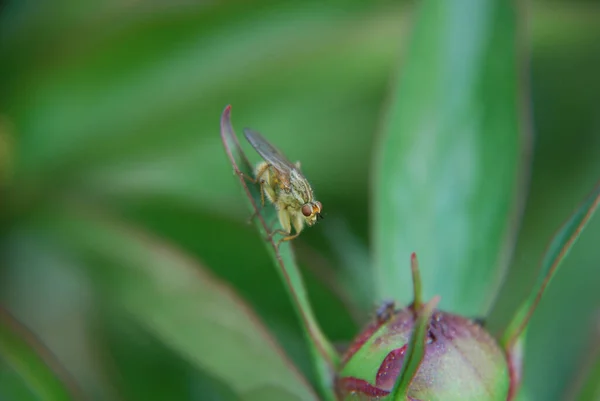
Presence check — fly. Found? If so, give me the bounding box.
[242,128,323,246]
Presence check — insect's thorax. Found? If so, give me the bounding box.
[287,169,313,205]
[255,160,314,210]
[266,168,312,209]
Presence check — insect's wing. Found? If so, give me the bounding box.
[243,128,297,175]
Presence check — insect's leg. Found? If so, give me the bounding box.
[266,227,301,250]
[238,170,262,224]
[246,164,277,224]
[248,202,279,228]
[274,211,304,248]
[254,162,272,207]
[247,183,270,224]
[237,170,255,183]
[276,209,292,234]
[268,229,295,239]
[237,163,271,204]
[247,209,260,225]
[290,211,305,236]
[275,231,301,248]
[265,209,291,241]
[266,214,279,232]
[261,178,278,206]
[252,175,279,226]
[246,190,266,224]
[248,182,276,224]
[237,168,265,223]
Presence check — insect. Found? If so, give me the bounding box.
[375,300,396,325]
[242,128,323,245]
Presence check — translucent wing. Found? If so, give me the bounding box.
[243,128,298,175]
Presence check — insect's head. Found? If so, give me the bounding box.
[301,201,323,226]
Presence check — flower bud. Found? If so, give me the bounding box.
[336,307,509,400]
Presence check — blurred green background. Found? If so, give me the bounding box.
[0,1,599,400]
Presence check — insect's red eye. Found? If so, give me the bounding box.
[315,201,322,213]
[301,204,312,217]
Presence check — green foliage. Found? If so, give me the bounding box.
[373,0,523,316]
[500,186,600,349]
[575,355,600,401]
[0,1,599,401]
[389,297,439,400]
[41,206,318,400]
[96,311,239,401]
[0,308,79,401]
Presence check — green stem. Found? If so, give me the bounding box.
[411,253,423,309]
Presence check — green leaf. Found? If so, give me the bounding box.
[500,184,600,349]
[0,365,38,401]
[0,307,81,401]
[321,216,374,318]
[389,296,440,400]
[569,317,600,401]
[514,390,532,401]
[39,206,318,401]
[95,309,238,401]
[220,106,338,401]
[241,387,304,401]
[113,201,357,381]
[373,0,527,316]
[486,6,600,399]
[574,351,600,401]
